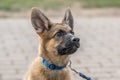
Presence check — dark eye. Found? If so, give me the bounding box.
[70,31,74,35]
[55,30,66,37]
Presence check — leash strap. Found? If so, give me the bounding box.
[68,60,92,80]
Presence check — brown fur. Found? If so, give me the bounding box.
[24,7,74,80]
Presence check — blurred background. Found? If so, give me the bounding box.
[0,0,120,17]
[0,0,120,80]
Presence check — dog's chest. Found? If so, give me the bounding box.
[49,71,61,80]
[47,69,68,80]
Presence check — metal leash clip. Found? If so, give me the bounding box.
[68,60,92,80]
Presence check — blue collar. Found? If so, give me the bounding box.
[42,58,66,70]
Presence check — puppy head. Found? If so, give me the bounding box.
[31,7,80,56]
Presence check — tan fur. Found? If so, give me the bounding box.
[24,8,73,80]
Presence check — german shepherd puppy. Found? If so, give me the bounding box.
[24,7,80,80]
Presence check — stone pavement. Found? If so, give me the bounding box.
[0,18,120,80]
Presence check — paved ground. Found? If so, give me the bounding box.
[0,18,120,80]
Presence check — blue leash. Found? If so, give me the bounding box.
[68,60,92,80]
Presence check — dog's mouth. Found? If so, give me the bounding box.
[57,43,80,55]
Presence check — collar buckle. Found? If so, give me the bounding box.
[49,64,55,70]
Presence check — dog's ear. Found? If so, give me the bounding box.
[62,8,74,30]
[31,7,51,33]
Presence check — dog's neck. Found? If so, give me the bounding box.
[38,44,70,67]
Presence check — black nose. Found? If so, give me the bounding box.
[71,37,80,42]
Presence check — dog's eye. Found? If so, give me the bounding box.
[70,31,74,35]
[55,30,66,37]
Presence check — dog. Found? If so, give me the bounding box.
[24,7,80,80]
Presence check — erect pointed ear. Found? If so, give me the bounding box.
[31,7,51,33]
[62,8,74,30]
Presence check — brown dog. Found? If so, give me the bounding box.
[24,7,80,80]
